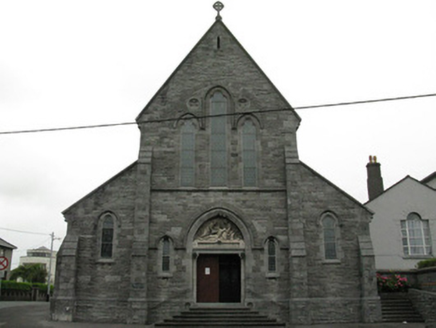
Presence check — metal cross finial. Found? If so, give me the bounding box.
[213,1,224,20]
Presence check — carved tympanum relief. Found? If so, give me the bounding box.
[194,217,243,244]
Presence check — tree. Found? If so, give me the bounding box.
[10,263,47,283]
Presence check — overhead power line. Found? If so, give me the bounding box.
[0,93,435,136]
[0,227,49,236]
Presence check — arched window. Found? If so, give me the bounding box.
[267,238,277,272]
[242,120,257,187]
[162,237,170,272]
[322,215,337,260]
[401,213,431,256]
[101,214,114,258]
[180,120,196,187]
[210,91,227,186]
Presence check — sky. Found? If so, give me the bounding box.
[1,0,435,270]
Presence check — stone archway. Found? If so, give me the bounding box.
[191,216,245,304]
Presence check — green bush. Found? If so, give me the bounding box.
[377,273,410,292]
[416,258,436,269]
[1,280,32,291]
[1,280,53,293]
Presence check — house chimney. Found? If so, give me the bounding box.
[366,155,384,201]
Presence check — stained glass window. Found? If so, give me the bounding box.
[323,215,337,260]
[101,215,114,258]
[268,238,276,272]
[242,120,257,187]
[181,120,196,187]
[162,237,170,272]
[210,92,227,186]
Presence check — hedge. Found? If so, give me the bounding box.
[0,280,53,293]
[416,258,436,269]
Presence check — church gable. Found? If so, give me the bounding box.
[135,20,300,190]
[136,20,299,128]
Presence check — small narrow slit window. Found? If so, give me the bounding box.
[217,36,221,49]
[162,237,170,272]
[267,238,277,272]
[101,215,114,258]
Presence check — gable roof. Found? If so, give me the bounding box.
[365,175,436,205]
[136,19,301,124]
[0,237,17,249]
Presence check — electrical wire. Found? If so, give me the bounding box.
[0,227,50,236]
[0,93,435,135]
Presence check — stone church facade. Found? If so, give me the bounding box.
[52,5,381,326]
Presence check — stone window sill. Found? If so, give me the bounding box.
[158,272,173,279]
[322,259,341,264]
[96,258,115,264]
[266,272,280,279]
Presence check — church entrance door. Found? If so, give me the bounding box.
[196,254,241,303]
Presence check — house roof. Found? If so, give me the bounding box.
[135,18,301,125]
[421,171,436,185]
[365,174,436,205]
[0,237,17,249]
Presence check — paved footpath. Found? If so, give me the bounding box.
[0,301,432,328]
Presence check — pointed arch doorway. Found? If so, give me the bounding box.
[193,216,245,303]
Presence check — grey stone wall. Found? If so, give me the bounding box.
[52,19,381,326]
[285,162,380,324]
[416,267,436,292]
[409,289,436,322]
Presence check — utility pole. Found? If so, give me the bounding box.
[46,232,60,301]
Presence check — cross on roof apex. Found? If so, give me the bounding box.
[213,1,224,21]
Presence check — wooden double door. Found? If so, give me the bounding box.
[196,254,241,303]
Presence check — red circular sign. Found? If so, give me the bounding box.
[0,256,9,270]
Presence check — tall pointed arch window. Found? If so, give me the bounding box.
[180,120,196,187]
[267,238,277,272]
[401,213,431,256]
[242,120,257,187]
[162,237,170,272]
[210,91,227,186]
[322,215,337,260]
[101,214,114,258]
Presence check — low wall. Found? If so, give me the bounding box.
[409,289,436,322]
[0,288,47,301]
[415,266,436,292]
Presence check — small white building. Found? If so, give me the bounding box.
[365,157,436,271]
[19,246,57,284]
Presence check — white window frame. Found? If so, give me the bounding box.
[401,213,432,257]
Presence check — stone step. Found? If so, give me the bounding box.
[379,294,424,323]
[155,306,286,327]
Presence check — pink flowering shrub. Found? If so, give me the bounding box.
[377,273,410,292]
